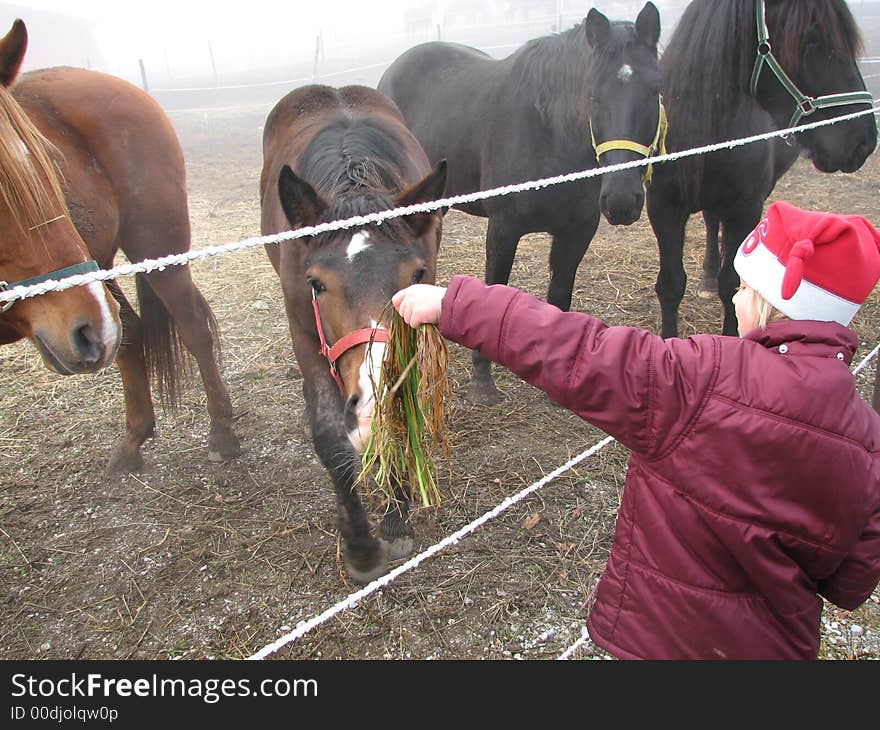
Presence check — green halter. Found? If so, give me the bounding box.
[590,96,669,184]
[0,260,100,313]
[749,0,873,128]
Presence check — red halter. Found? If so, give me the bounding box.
[312,289,389,393]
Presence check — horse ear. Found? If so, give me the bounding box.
[585,8,611,51]
[394,159,448,237]
[0,19,27,88]
[636,2,661,49]
[277,164,327,229]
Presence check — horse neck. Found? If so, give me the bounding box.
[511,29,595,140]
[661,0,758,144]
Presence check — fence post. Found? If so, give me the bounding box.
[138,59,149,92]
[208,41,218,85]
[313,32,324,80]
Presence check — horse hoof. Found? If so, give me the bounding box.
[208,429,242,462]
[343,541,390,585]
[697,278,718,298]
[380,535,414,561]
[466,381,502,405]
[107,446,145,474]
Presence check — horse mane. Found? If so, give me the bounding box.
[662,0,864,147]
[0,85,68,237]
[300,117,411,240]
[510,18,635,135]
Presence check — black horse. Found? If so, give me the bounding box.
[379,2,663,403]
[647,0,876,339]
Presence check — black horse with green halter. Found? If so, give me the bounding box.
[750,0,873,128]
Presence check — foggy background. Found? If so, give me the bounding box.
[2,1,880,113]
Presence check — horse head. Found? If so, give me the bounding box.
[277,159,447,452]
[586,1,661,226]
[752,0,876,173]
[0,19,120,374]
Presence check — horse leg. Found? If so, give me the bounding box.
[719,206,763,336]
[647,194,689,338]
[547,215,600,312]
[139,265,241,462]
[304,377,390,583]
[105,281,155,473]
[699,211,720,298]
[378,481,414,561]
[468,216,523,405]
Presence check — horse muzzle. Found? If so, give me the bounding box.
[600,183,645,226]
[806,130,876,174]
[344,391,376,453]
[341,338,388,453]
[33,319,119,375]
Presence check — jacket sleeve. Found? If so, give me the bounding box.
[439,275,716,457]
[818,506,880,610]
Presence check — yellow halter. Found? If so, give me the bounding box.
[590,96,668,184]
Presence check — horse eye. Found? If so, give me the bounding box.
[309,278,326,295]
[411,267,426,285]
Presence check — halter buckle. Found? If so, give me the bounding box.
[799,97,817,117]
[0,282,11,314]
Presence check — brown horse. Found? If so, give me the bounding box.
[260,84,446,582]
[0,36,120,376]
[0,19,241,471]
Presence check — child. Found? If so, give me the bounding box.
[392,201,880,659]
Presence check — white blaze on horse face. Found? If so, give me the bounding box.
[346,230,372,262]
[346,322,387,453]
[86,281,121,352]
[618,64,633,82]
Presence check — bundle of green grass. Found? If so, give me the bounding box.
[358,308,450,510]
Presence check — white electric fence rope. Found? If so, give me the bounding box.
[247,435,617,659]
[152,62,390,93]
[3,102,879,308]
[853,342,880,375]
[558,627,592,660]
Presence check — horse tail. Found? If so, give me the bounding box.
[136,272,190,412]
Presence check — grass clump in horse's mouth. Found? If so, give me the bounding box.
[358,306,450,511]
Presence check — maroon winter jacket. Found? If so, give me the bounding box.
[440,275,880,660]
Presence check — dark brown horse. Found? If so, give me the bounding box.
[379,3,663,403]
[260,84,446,583]
[0,19,241,471]
[647,0,876,340]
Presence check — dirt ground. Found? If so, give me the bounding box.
[3,98,880,660]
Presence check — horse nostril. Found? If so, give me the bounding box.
[73,323,103,364]
[343,393,361,432]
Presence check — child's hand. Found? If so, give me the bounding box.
[392,284,446,328]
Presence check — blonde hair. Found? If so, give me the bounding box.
[752,288,789,329]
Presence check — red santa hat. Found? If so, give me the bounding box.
[733,201,880,326]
